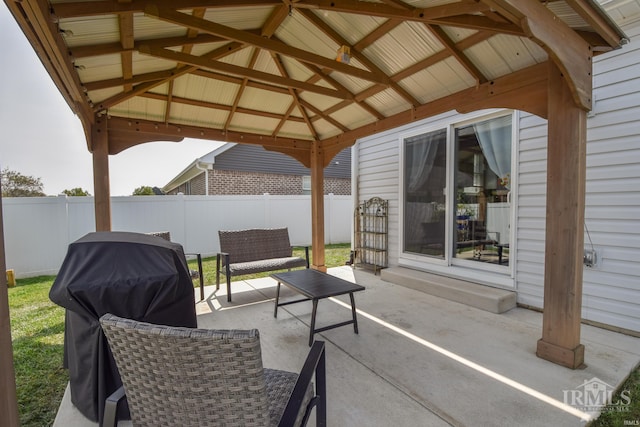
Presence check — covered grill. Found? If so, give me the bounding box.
[49,231,197,423]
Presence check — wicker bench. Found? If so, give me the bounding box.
[216,228,309,302]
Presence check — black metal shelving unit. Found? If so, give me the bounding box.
[354,197,388,274]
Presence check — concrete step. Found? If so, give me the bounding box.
[380,267,516,314]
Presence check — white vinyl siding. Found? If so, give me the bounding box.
[514,113,548,309]
[515,22,640,333]
[582,22,640,332]
[355,126,403,267]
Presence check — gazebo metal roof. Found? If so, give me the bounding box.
[4,0,626,164]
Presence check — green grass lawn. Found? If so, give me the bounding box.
[592,367,640,426]
[7,242,638,426]
[9,276,68,426]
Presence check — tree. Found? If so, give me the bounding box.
[132,186,155,195]
[62,187,91,196]
[1,167,46,197]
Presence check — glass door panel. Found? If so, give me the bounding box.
[403,129,447,258]
[454,115,512,266]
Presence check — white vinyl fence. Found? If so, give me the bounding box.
[2,194,353,278]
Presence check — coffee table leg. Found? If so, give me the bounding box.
[274,282,281,318]
[350,293,359,334]
[309,299,319,346]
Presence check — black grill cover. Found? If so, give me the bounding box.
[49,231,197,423]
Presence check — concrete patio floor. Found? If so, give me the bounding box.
[54,266,640,426]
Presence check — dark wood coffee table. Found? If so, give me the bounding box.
[272,269,365,346]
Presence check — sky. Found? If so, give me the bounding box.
[0,4,223,196]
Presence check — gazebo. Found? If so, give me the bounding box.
[0,0,627,423]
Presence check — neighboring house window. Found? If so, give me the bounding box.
[184,181,191,195]
[302,175,311,195]
[402,112,514,270]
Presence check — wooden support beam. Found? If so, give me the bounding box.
[321,62,550,151]
[536,61,587,369]
[94,42,246,113]
[105,116,311,155]
[563,0,625,48]
[294,0,523,34]
[119,12,134,92]
[0,192,20,427]
[427,24,488,85]
[138,45,353,101]
[144,6,391,86]
[487,0,594,110]
[69,34,229,59]
[300,9,420,107]
[14,0,93,128]
[310,141,327,272]
[52,0,281,18]
[91,117,112,231]
[264,146,311,167]
[456,62,548,118]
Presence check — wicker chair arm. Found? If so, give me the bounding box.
[278,340,326,427]
[103,385,126,427]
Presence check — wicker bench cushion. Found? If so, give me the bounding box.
[227,256,308,276]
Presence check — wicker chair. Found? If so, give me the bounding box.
[100,314,326,427]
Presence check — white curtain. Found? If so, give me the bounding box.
[406,130,442,192]
[473,116,512,188]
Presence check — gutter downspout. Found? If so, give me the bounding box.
[195,160,212,196]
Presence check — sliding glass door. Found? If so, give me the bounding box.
[454,115,512,266]
[402,113,513,269]
[403,129,447,258]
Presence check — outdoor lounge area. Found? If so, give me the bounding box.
[2,0,640,425]
[53,266,640,427]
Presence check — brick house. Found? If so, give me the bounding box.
[163,143,351,196]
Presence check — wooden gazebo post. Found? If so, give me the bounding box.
[536,61,588,369]
[483,0,594,369]
[0,189,20,426]
[91,116,112,232]
[310,141,327,272]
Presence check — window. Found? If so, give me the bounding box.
[302,175,311,195]
[402,113,513,270]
